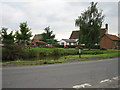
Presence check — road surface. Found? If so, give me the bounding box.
[2,58,119,88]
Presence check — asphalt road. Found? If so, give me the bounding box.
[2,58,118,88]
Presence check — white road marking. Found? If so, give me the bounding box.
[100,79,112,83]
[113,76,118,80]
[73,83,92,88]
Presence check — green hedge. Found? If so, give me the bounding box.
[2,44,101,61]
[55,45,100,49]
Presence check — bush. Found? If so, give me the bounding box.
[52,49,61,56]
[55,44,100,49]
[2,44,26,61]
[25,49,38,59]
[55,45,64,48]
[66,45,77,48]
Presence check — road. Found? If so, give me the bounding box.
[2,58,118,88]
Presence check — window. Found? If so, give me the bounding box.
[61,42,64,45]
[114,42,116,47]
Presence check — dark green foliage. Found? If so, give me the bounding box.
[1,27,15,45]
[55,45,100,49]
[25,49,37,59]
[75,2,105,49]
[15,22,32,45]
[2,45,26,61]
[52,49,61,56]
[66,45,78,48]
[55,45,64,48]
[41,26,55,41]
[41,26,57,45]
[82,45,100,49]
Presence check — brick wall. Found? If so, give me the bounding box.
[100,35,115,49]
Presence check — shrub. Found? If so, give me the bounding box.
[2,44,26,61]
[25,49,38,59]
[52,49,61,56]
[55,45,64,48]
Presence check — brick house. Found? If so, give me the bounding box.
[69,24,120,49]
[70,24,108,40]
[59,24,108,46]
[26,40,46,47]
[100,34,120,49]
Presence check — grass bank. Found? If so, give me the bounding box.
[1,49,120,66]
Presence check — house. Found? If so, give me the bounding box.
[59,39,78,46]
[59,24,108,46]
[69,24,108,40]
[33,34,43,40]
[100,34,120,49]
[26,40,46,47]
[32,34,54,48]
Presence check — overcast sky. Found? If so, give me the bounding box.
[0,0,119,40]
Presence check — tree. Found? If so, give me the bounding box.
[41,26,57,44]
[15,22,32,45]
[75,2,105,49]
[0,27,14,45]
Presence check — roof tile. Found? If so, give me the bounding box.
[106,34,120,41]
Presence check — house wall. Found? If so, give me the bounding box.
[100,35,117,49]
[59,40,77,46]
[59,40,67,45]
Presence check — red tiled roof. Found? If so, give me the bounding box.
[29,40,45,43]
[106,34,120,41]
[37,41,45,43]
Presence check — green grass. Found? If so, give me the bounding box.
[1,48,120,66]
[60,50,119,61]
[31,48,78,55]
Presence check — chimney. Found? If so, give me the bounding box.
[105,24,108,33]
[105,24,108,30]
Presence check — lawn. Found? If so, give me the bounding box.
[59,50,119,61]
[31,47,78,55]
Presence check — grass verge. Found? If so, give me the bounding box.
[1,49,120,67]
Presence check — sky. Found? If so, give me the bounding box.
[0,0,119,41]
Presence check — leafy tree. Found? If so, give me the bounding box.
[41,26,57,44]
[75,2,105,49]
[0,27,14,45]
[15,22,32,45]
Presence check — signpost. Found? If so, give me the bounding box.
[78,45,82,58]
[76,45,82,58]
[79,48,81,58]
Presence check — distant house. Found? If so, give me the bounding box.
[26,40,46,47]
[69,24,108,40]
[59,39,78,46]
[59,24,108,46]
[100,34,120,49]
[69,30,79,40]
[33,34,43,40]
